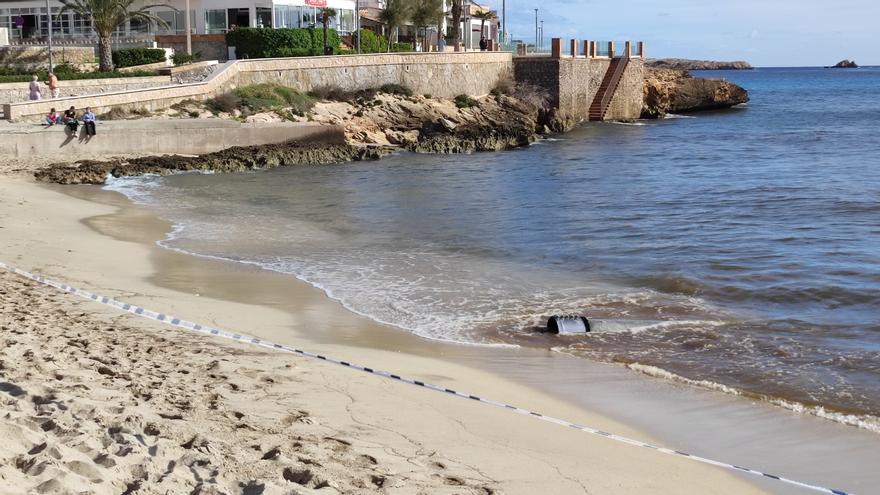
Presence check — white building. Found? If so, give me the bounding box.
[0,0,357,42]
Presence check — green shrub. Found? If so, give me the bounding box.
[112,48,167,68]
[211,83,316,115]
[352,29,387,54]
[379,83,413,97]
[454,94,479,108]
[172,51,202,66]
[226,27,339,59]
[207,92,242,113]
[390,43,412,53]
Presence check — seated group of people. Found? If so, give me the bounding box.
[46,106,97,138]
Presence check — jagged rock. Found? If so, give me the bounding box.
[830,59,858,68]
[34,141,395,185]
[647,58,753,71]
[642,68,749,118]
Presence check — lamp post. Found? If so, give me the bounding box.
[539,20,543,51]
[45,0,53,72]
[501,0,505,46]
[355,0,360,53]
[185,0,192,55]
[533,8,537,54]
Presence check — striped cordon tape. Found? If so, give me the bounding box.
[0,261,854,495]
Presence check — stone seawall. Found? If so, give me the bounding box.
[4,53,512,123]
[0,76,172,105]
[0,120,343,158]
[233,52,511,99]
[514,56,645,126]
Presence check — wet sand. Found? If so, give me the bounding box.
[1,173,877,493]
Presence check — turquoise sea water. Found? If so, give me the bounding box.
[108,67,880,428]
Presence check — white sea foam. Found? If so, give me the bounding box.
[625,363,880,434]
[664,113,697,119]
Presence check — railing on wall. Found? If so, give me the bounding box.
[514,39,645,60]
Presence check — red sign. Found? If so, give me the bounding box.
[305,0,327,6]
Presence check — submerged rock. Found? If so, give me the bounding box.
[35,141,394,185]
[642,68,749,118]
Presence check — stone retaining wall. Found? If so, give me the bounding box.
[156,34,228,62]
[0,120,343,158]
[5,53,512,122]
[514,56,645,124]
[0,75,172,105]
[0,45,95,69]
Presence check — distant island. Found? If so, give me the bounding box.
[647,58,753,70]
[828,59,859,68]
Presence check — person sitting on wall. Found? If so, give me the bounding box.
[63,106,79,138]
[45,107,59,126]
[479,36,488,51]
[82,107,97,137]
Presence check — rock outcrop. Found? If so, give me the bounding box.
[830,59,858,68]
[647,59,753,71]
[642,68,749,118]
[35,141,394,185]
[307,93,539,154]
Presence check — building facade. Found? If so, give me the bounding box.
[0,0,357,43]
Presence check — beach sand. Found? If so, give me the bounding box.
[0,170,772,494]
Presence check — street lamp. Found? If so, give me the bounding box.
[501,0,505,45]
[539,20,543,51]
[45,0,53,72]
[533,8,538,54]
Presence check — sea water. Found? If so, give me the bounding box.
[107,67,880,429]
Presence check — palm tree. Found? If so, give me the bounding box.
[449,0,462,48]
[378,0,409,52]
[58,0,174,72]
[410,0,442,52]
[320,7,337,55]
[472,8,496,42]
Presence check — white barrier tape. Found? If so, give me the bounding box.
[0,261,854,495]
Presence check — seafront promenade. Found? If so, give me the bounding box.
[0,119,344,158]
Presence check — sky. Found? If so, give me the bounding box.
[480,0,878,67]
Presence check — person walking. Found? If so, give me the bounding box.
[63,106,79,137]
[438,33,447,52]
[28,75,42,100]
[82,107,97,136]
[47,72,59,99]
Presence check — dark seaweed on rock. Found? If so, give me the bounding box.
[34,141,395,185]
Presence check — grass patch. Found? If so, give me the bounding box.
[207,84,316,116]
[454,94,479,109]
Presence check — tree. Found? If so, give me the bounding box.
[58,0,174,72]
[410,0,442,52]
[449,0,462,48]
[320,7,337,55]
[473,9,496,42]
[378,0,409,52]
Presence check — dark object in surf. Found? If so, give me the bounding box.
[547,315,591,335]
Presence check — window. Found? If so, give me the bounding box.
[256,7,271,28]
[205,9,226,34]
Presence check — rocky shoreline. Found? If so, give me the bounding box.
[34,71,749,185]
[642,68,749,118]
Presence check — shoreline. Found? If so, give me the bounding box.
[3,166,879,492]
[0,175,780,493]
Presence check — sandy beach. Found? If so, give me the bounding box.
[0,168,781,494]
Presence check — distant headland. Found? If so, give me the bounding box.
[647,58,754,70]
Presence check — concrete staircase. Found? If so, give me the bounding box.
[588,57,629,121]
